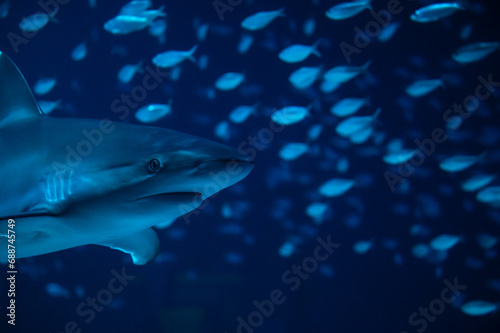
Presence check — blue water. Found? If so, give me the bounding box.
[1,0,500,332]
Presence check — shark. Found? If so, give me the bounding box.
[0,51,254,265]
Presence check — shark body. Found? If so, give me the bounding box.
[0,52,254,264]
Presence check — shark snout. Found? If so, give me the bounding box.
[168,137,255,198]
[143,134,255,200]
[191,157,254,199]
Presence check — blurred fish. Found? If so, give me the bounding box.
[71,42,87,61]
[460,24,473,40]
[386,139,406,153]
[220,202,232,219]
[326,1,372,20]
[45,283,71,299]
[461,174,496,192]
[215,72,245,91]
[105,16,153,35]
[411,224,432,237]
[306,202,328,224]
[330,97,369,117]
[38,100,61,114]
[279,241,295,257]
[241,7,285,31]
[117,61,143,83]
[335,107,380,138]
[33,77,56,95]
[320,80,341,93]
[405,79,444,97]
[194,20,209,41]
[171,64,182,80]
[349,127,373,144]
[74,284,85,298]
[411,3,465,23]
[288,65,323,89]
[278,40,321,63]
[152,45,198,68]
[104,1,165,35]
[279,142,309,161]
[307,124,323,141]
[411,243,430,259]
[439,153,485,172]
[149,18,167,44]
[429,234,462,251]
[196,54,209,71]
[196,86,216,100]
[452,42,500,64]
[0,1,9,19]
[319,178,355,197]
[383,149,415,165]
[271,105,310,125]
[214,120,231,141]
[303,17,316,36]
[166,227,186,239]
[336,157,350,173]
[19,9,57,32]
[224,252,244,264]
[135,101,172,123]
[476,232,498,249]
[393,253,404,266]
[353,240,372,254]
[120,0,154,14]
[461,300,499,316]
[228,104,256,123]
[377,22,400,42]
[344,213,361,228]
[476,186,500,206]
[319,264,335,278]
[323,60,371,84]
[465,256,484,270]
[237,33,254,54]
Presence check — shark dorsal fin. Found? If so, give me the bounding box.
[0,51,42,128]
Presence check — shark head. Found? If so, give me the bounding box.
[0,51,254,264]
[104,122,255,201]
[57,120,255,225]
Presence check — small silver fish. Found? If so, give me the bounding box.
[241,8,285,31]
[279,40,321,63]
[405,79,444,97]
[452,42,500,64]
[411,3,465,23]
[326,1,372,20]
[152,45,198,68]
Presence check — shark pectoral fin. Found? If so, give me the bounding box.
[0,52,42,128]
[97,228,160,265]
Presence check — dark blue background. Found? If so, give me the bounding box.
[1,0,500,332]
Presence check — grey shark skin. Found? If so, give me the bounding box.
[0,51,254,265]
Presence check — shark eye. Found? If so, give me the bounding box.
[148,158,162,173]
